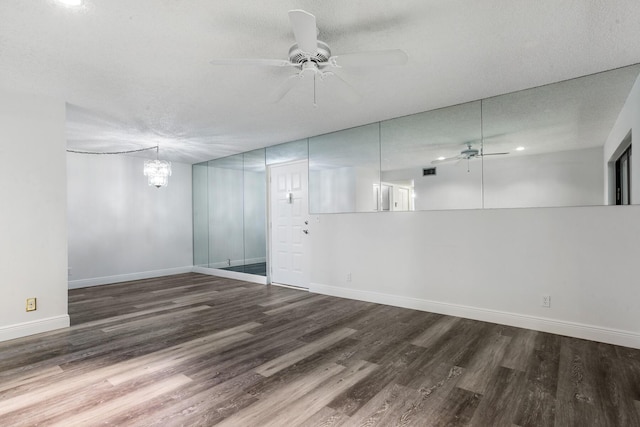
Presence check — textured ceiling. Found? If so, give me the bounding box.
[1,0,640,164]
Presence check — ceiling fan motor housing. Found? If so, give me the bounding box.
[461,147,479,158]
[288,41,332,65]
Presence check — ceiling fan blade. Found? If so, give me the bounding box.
[288,10,318,55]
[323,72,361,104]
[210,58,294,67]
[431,155,462,165]
[268,74,302,103]
[329,49,408,68]
[482,152,509,156]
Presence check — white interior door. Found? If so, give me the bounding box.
[397,187,410,211]
[269,161,310,288]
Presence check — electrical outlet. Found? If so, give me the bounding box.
[26,298,37,312]
[542,295,551,308]
[346,273,352,282]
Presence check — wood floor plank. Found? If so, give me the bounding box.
[411,315,460,348]
[434,386,482,426]
[254,327,357,377]
[257,290,312,307]
[399,365,467,426]
[554,337,608,427]
[245,337,361,400]
[262,294,332,315]
[0,365,63,393]
[397,319,487,390]
[326,341,423,416]
[259,360,378,427]
[121,371,264,426]
[457,332,511,394]
[0,322,259,415]
[1,273,639,426]
[216,362,347,426]
[512,332,560,427]
[344,381,423,426]
[298,406,350,426]
[501,328,538,371]
[100,305,211,333]
[106,331,254,386]
[468,366,526,426]
[49,374,192,426]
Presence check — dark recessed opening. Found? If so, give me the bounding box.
[423,167,436,176]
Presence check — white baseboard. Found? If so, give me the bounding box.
[310,282,640,350]
[207,258,266,269]
[193,266,267,285]
[0,315,70,343]
[68,266,194,289]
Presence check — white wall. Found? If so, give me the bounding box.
[310,205,640,349]
[604,72,640,204]
[67,154,193,288]
[0,91,69,342]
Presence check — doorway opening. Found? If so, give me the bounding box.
[615,143,632,205]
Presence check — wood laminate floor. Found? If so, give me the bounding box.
[1,273,639,426]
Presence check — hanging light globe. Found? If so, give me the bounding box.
[144,159,172,188]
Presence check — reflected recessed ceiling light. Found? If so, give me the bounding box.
[516,146,525,151]
[58,0,83,6]
[437,156,445,161]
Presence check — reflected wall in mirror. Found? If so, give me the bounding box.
[208,154,244,270]
[192,162,209,267]
[192,151,268,276]
[380,101,483,211]
[243,149,267,276]
[482,64,640,208]
[266,139,308,165]
[309,123,380,214]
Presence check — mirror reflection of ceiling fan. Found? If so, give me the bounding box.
[431,143,509,164]
[210,10,408,105]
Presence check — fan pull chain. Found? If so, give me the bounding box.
[313,73,317,107]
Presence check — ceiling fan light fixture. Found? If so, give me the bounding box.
[209,9,408,105]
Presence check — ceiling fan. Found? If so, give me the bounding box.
[431,143,508,164]
[210,9,408,105]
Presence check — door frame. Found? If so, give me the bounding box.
[267,159,310,289]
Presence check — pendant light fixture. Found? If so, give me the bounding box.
[143,145,172,188]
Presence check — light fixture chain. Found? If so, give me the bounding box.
[66,146,158,155]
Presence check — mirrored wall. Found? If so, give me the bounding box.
[194,63,640,274]
[306,63,640,212]
[192,149,267,276]
[309,123,380,213]
[380,101,483,211]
